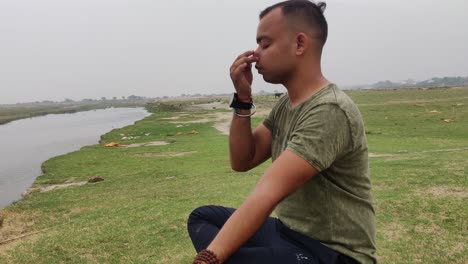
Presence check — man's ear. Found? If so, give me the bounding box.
[295,33,308,55]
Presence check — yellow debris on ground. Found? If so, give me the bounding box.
[104,142,120,147]
[187,130,199,134]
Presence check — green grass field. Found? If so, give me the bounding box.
[0,87,466,263]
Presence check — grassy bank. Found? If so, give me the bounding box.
[0,88,467,263]
[0,101,149,125]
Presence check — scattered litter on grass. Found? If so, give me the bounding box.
[105,142,120,147]
[119,141,170,148]
[174,130,199,135]
[429,110,441,114]
[442,118,455,123]
[159,116,181,120]
[165,176,175,180]
[121,136,140,140]
[88,177,104,183]
[137,151,197,157]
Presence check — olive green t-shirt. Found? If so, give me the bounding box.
[263,84,376,264]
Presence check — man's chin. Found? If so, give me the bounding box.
[262,75,281,84]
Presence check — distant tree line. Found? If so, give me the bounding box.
[82,95,147,102]
[346,76,468,90]
[13,95,151,105]
[415,76,468,87]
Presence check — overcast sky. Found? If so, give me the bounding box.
[1,0,467,104]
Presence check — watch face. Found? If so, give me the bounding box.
[229,93,236,107]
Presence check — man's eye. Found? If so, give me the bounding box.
[263,44,270,49]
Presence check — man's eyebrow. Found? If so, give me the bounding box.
[256,35,271,44]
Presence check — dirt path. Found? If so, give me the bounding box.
[214,114,231,135]
[358,97,467,107]
[184,101,273,135]
[212,109,271,135]
[369,147,468,158]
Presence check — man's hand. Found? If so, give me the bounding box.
[229,50,258,99]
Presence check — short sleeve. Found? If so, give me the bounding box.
[286,104,351,172]
[263,107,275,131]
[263,95,286,131]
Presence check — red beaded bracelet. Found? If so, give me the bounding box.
[192,249,220,264]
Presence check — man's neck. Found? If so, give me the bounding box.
[284,70,330,108]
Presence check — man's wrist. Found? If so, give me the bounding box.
[229,93,253,111]
[237,94,252,102]
[234,109,251,116]
[192,249,220,264]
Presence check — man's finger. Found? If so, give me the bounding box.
[230,50,254,72]
[231,63,249,81]
[230,56,258,74]
[230,57,251,73]
[235,50,254,60]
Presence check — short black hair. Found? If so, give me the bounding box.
[260,0,328,46]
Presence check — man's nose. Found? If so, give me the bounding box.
[252,52,260,65]
[253,47,261,57]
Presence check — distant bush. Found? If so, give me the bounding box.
[146,102,185,113]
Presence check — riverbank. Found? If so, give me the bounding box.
[0,107,150,208]
[1,88,467,263]
[0,100,149,125]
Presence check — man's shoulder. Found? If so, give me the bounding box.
[312,84,354,106]
[269,93,290,114]
[266,84,362,123]
[276,92,290,105]
[310,85,361,119]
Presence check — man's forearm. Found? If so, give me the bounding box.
[229,109,255,171]
[206,190,276,263]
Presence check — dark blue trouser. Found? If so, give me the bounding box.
[187,205,357,264]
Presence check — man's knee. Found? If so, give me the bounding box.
[187,205,212,224]
[187,205,234,228]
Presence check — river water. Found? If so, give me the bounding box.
[0,107,150,208]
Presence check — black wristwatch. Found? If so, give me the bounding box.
[229,93,253,110]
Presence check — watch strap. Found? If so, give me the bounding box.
[230,93,253,110]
